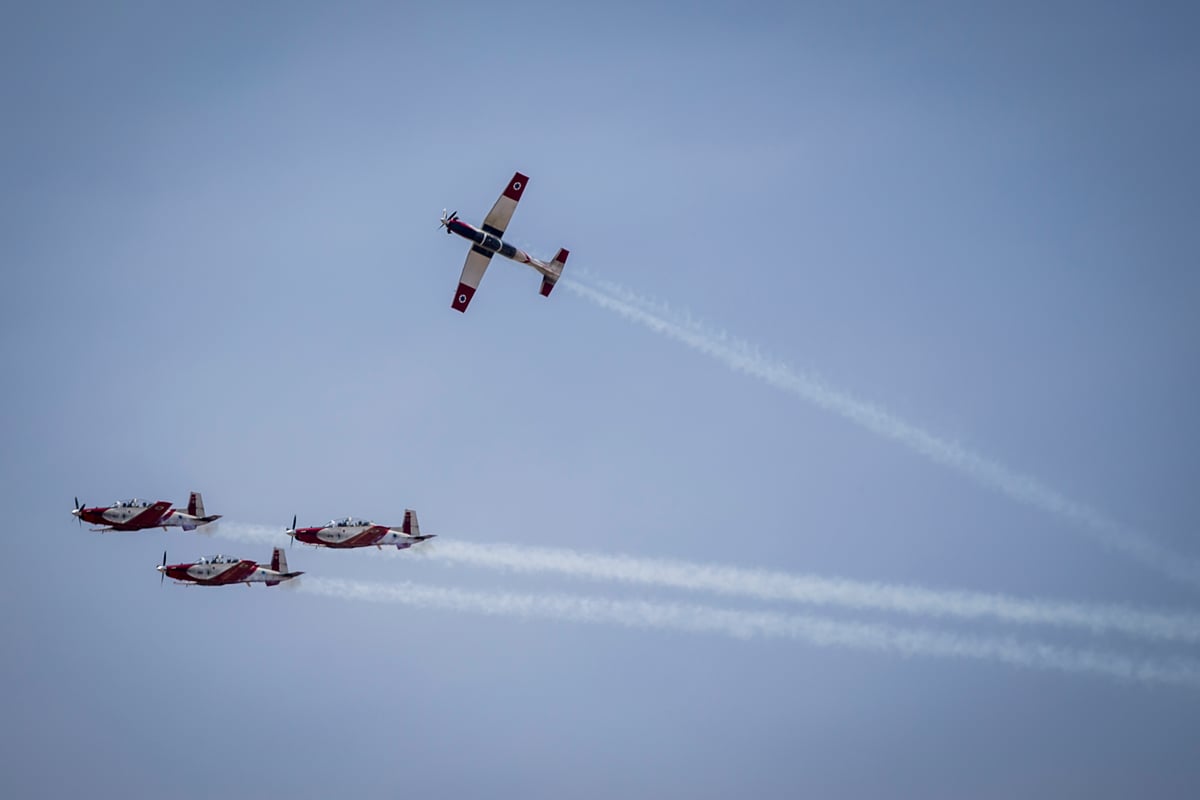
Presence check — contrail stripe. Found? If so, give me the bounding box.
[216,523,1200,644]
[301,576,1200,689]
[560,275,1200,588]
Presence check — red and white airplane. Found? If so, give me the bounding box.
[71,492,221,532]
[156,548,302,587]
[286,509,435,550]
[440,171,569,312]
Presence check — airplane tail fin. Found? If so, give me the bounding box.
[539,248,568,297]
[267,547,294,587]
[188,492,205,518]
[402,509,420,537]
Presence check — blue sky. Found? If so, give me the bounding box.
[3,1,1200,797]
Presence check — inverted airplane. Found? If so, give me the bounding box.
[71,492,221,532]
[286,509,435,550]
[156,548,302,587]
[440,171,569,312]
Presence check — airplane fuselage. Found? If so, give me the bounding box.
[290,524,434,550]
[157,510,221,531]
[76,502,171,531]
[445,219,555,276]
[158,560,300,586]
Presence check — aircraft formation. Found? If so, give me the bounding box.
[74,171,558,586]
[75,490,438,587]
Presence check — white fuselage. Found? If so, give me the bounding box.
[291,524,429,550]
[159,559,297,586]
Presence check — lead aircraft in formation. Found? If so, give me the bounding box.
[440,171,569,312]
[71,492,221,532]
[286,508,435,550]
[157,548,302,587]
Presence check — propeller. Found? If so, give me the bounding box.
[289,514,296,549]
[73,497,83,526]
[439,209,458,233]
[159,551,167,585]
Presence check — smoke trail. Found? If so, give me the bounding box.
[218,522,1200,644]
[300,576,1200,689]
[560,275,1200,588]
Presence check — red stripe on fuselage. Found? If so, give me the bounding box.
[203,560,259,585]
[89,501,173,531]
[165,560,258,585]
[295,526,387,549]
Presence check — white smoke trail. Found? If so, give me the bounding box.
[300,576,1200,689]
[218,523,1200,644]
[560,275,1200,588]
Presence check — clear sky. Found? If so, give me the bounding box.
[3,1,1200,797]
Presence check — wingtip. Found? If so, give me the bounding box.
[451,283,476,312]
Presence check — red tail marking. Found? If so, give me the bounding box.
[554,248,569,264]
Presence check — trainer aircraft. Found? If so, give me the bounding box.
[156,548,301,587]
[440,171,569,312]
[71,492,221,532]
[286,509,434,550]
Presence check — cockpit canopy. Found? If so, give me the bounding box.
[329,517,371,527]
[114,498,151,508]
[197,555,239,565]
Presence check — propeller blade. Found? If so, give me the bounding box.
[160,551,167,585]
[290,515,296,549]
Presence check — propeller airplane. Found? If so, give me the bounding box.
[440,171,569,312]
[157,548,302,587]
[286,509,435,550]
[72,492,221,532]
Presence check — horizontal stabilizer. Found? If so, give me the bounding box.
[540,248,569,297]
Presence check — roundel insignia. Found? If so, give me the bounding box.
[512,181,522,191]
[458,294,467,304]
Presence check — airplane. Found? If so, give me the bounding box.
[71,492,221,532]
[286,508,435,550]
[439,171,569,312]
[156,548,302,587]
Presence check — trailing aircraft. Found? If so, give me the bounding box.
[156,548,301,587]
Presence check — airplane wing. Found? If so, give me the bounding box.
[481,172,529,238]
[452,247,493,313]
